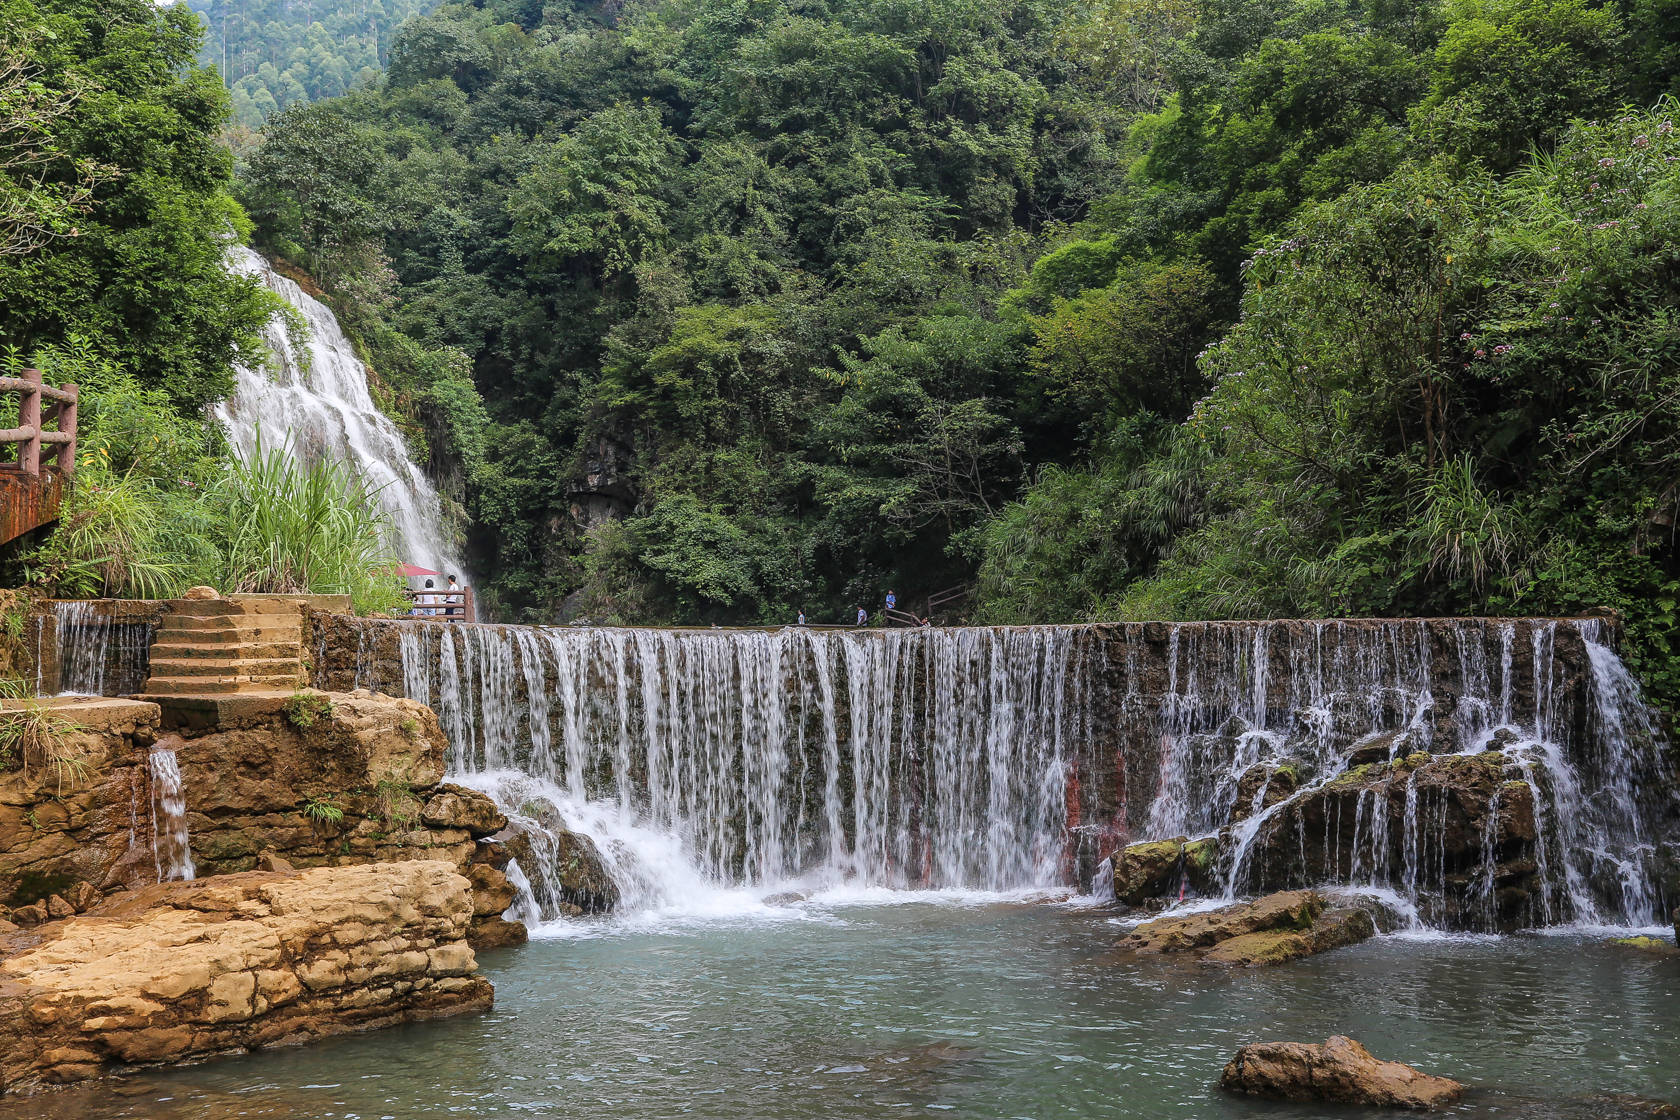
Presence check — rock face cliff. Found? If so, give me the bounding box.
[0,861,490,1093]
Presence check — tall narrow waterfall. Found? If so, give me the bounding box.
[218,246,458,573]
[148,747,195,883]
[334,616,1677,931]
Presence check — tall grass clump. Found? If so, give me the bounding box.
[212,437,406,614]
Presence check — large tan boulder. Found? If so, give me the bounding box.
[1220,1035,1462,1110]
[0,861,491,1093]
[1120,890,1375,966]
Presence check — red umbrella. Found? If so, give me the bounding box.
[394,563,441,578]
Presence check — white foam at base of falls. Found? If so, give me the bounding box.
[218,246,459,574]
[148,748,195,883]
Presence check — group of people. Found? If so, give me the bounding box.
[411,576,465,618]
[795,590,929,628]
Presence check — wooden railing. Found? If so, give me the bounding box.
[0,368,76,476]
[925,583,973,622]
[401,588,476,622]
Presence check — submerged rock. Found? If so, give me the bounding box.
[1120,890,1375,966]
[0,861,491,1094]
[1220,1035,1462,1110]
[1613,935,1678,957]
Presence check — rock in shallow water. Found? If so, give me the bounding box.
[1220,1035,1462,1110]
[1119,890,1375,966]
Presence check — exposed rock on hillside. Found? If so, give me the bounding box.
[1119,890,1375,966]
[0,861,491,1094]
[1220,1035,1463,1110]
[0,698,161,908]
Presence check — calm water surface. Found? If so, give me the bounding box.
[6,901,1677,1119]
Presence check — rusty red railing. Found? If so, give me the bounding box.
[0,368,77,476]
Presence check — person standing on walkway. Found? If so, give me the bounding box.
[797,610,807,626]
[446,575,463,618]
[856,607,868,627]
[885,590,897,614]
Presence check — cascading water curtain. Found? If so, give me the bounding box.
[347,616,1673,926]
[390,624,1093,892]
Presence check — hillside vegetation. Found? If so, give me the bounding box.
[6,0,1680,703]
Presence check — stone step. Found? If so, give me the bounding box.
[145,657,301,680]
[165,599,307,619]
[153,617,302,641]
[140,675,303,696]
[148,640,304,662]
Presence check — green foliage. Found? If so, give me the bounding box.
[213,437,407,614]
[283,690,335,731]
[0,0,273,413]
[0,685,88,795]
[375,777,421,826]
[1035,104,1680,709]
[19,347,403,613]
[302,793,344,825]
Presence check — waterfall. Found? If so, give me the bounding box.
[377,625,1091,909]
[148,748,195,883]
[218,246,458,574]
[51,601,153,696]
[339,616,1676,930]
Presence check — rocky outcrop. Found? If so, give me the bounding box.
[1107,837,1218,905]
[1220,1035,1463,1110]
[0,690,523,947]
[0,698,162,908]
[0,861,490,1094]
[1230,748,1542,929]
[498,816,620,917]
[1120,890,1375,966]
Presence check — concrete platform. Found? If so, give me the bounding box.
[129,691,296,732]
[2,696,160,733]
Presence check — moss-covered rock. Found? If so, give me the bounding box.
[1119,890,1376,966]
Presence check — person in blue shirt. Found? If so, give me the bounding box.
[885,590,897,613]
[797,610,807,626]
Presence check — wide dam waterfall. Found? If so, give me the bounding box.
[319,614,1677,932]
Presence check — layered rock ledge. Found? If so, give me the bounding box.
[1220,1035,1463,1110]
[0,861,490,1094]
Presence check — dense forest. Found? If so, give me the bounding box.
[187,0,444,128]
[7,0,1680,703]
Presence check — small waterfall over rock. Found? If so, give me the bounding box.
[219,246,458,573]
[327,616,1677,930]
[49,601,154,696]
[148,747,195,882]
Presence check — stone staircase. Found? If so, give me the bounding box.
[140,597,307,700]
